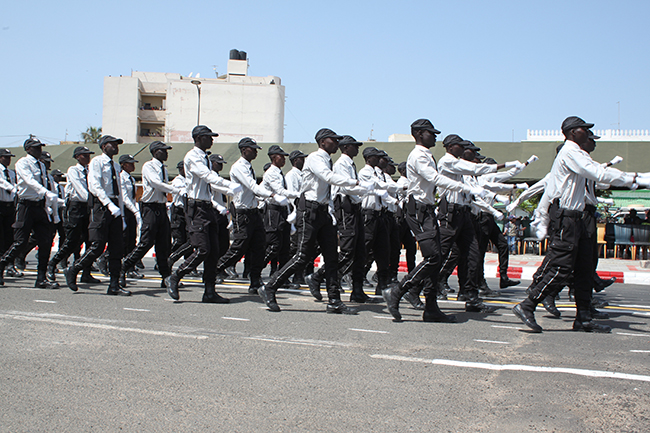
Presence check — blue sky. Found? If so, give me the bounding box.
[1,0,648,147]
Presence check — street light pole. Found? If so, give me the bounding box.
[191,80,202,125]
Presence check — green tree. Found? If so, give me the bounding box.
[81,126,102,144]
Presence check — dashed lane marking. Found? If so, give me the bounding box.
[474,339,510,345]
[222,317,250,322]
[491,325,522,330]
[370,354,650,383]
[630,350,650,353]
[123,308,150,312]
[34,300,56,304]
[0,312,208,339]
[617,332,650,338]
[349,328,389,334]
[373,316,395,320]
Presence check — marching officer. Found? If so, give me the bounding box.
[64,135,131,295]
[120,141,180,288]
[167,125,239,303]
[119,153,143,279]
[0,138,59,288]
[0,149,20,277]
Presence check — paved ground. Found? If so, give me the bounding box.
[1,256,649,432]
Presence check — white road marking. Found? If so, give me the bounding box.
[244,337,334,348]
[371,354,650,383]
[222,317,250,322]
[373,315,394,320]
[617,332,650,338]
[615,303,650,309]
[633,312,650,317]
[123,308,150,312]
[20,287,41,291]
[630,350,650,353]
[0,313,207,339]
[501,313,516,317]
[34,300,56,304]
[349,328,389,334]
[474,339,510,345]
[492,325,522,330]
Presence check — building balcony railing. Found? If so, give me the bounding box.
[139,109,166,123]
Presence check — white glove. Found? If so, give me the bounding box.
[630,183,639,191]
[516,183,529,190]
[504,160,521,169]
[506,200,519,214]
[635,178,650,189]
[107,202,122,217]
[359,180,375,191]
[7,185,16,195]
[494,194,510,205]
[273,194,289,206]
[469,186,489,199]
[171,187,182,196]
[227,220,233,230]
[287,210,297,224]
[56,198,65,206]
[45,191,58,202]
[531,216,548,240]
[329,209,336,225]
[526,155,539,165]
[609,156,623,166]
[515,162,526,171]
[228,184,242,196]
[491,210,504,221]
[219,206,228,215]
[290,223,296,235]
[376,190,389,200]
[598,197,614,205]
[135,212,142,227]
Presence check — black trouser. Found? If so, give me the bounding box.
[175,201,220,288]
[363,209,391,286]
[50,201,89,267]
[395,203,441,305]
[438,205,482,306]
[170,205,187,255]
[313,200,366,289]
[527,208,594,320]
[398,213,416,274]
[477,212,510,281]
[0,200,53,280]
[264,205,291,269]
[387,212,401,280]
[72,199,123,287]
[214,207,265,287]
[0,202,15,257]
[123,209,137,260]
[123,203,171,278]
[216,213,229,263]
[267,201,339,298]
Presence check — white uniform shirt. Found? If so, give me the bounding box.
[141,158,174,204]
[171,175,187,208]
[358,164,397,210]
[285,167,303,195]
[438,152,497,206]
[120,170,138,215]
[301,148,357,204]
[87,154,124,214]
[65,163,89,202]
[406,145,470,206]
[262,164,299,206]
[184,146,233,202]
[0,163,16,202]
[230,157,272,209]
[15,154,50,201]
[543,140,635,211]
[332,154,366,204]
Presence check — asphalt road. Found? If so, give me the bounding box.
[1,257,649,432]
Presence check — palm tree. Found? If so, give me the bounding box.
[81,126,102,144]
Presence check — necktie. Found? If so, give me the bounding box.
[109,160,119,196]
[161,164,167,182]
[130,176,136,200]
[250,165,256,180]
[82,167,88,185]
[376,169,383,207]
[281,172,287,189]
[326,157,333,201]
[351,161,358,180]
[35,161,44,186]
[4,168,10,183]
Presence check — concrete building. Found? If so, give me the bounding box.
[102,51,285,144]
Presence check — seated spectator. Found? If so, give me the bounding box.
[624,209,643,225]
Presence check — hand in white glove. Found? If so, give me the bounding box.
[273,194,289,206]
[228,184,242,196]
[172,187,182,196]
[359,180,375,191]
[227,220,233,230]
[329,210,336,225]
[7,185,17,195]
[45,191,58,202]
[515,162,526,171]
[505,160,522,169]
[506,200,519,214]
[598,198,614,205]
[609,156,623,166]
[469,186,489,199]
[376,189,389,200]
[630,183,639,191]
[290,223,297,235]
[135,212,142,227]
[494,194,510,205]
[219,206,228,215]
[531,217,548,240]
[492,210,504,221]
[287,210,297,224]
[526,155,539,165]
[516,183,529,190]
[635,178,650,189]
[107,202,122,217]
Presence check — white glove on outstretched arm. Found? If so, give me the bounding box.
[506,200,519,214]
[516,183,529,190]
[494,194,510,205]
[469,186,490,199]
[526,155,539,165]
[273,194,289,206]
[505,160,522,169]
[635,177,650,189]
[491,209,504,221]
[608,156,623,166]
[228,184,242,196]
[359,180,375,192]
[107,202,122,217]
[45,191,58,202]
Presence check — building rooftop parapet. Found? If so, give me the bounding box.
[526,129,650,142]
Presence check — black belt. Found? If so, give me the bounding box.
[142,202,167,209]
[267,204,288,212]
[18,199,45,206]
[187,198,211,209]
[584,204,597,214]
[235,207,260,215]
[0,201,14,207]
[303,200,328,212]
[447,203,471,213]
[560,208,585,218]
